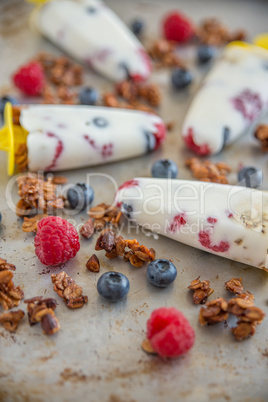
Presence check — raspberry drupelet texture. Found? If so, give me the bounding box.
[147,307,195,358]
[13,61,45,96]
[34,216,80,266]
[163,12,195,43]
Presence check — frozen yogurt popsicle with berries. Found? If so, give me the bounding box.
[30,0,151,82]
[182,43,268,155]
[3,104,165,173]
[115,178,268,270]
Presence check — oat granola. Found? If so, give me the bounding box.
[24,296,60,335]
[95,230,155,268]
[186,157,231,184]
[51,271,88,309]
[0,310,25,333]
[188,276,214,304]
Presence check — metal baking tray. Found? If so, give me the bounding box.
[0,0,267,401]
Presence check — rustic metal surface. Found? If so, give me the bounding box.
[0,0,268,401]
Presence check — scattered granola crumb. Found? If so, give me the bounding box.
[148,39,185,69]
[141,338,157,354]
[95,230,155,268]
[80,218,94,239]
[186,157,231,184]
[228,293,265,341]
[0,258,16,272]
[199,297,228,325]
[51,271,88,309]
[51,176,68,185]
[188,276,214,304]
[88,203,122,230]
[22,214,48,233]
[196,18,246,46]
[254,124,268,152]
[225,277,243,295]
[86,254,100,273]
[16,173,64,216]
[36,52,83,105]
[0,266,24,311]
[0,310,25,332]
[24,297,60,335]
[166,121,176,131]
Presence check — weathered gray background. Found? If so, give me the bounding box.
[0,1,268,401]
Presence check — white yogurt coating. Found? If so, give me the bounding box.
[182,45,268,155]
[19,105,165,172]
[32,0,151,82]
[115,178,268,270]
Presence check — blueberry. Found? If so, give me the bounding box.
[0,95,18,119]
[197,45,215,64]
[79,87,98,105]
[130,19,144,36]
[144,131,156,152]
[97,271,130,302]
[67,183,94,210]
[151,159,178,179]
[238,167,263,188]
[171,68,193,89]
[147,259,177,288]
[93,117,108,128]
[0,213,2,224]
[121,203,133,219]
[86,6,97,13]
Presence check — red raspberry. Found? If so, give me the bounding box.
[13,61,45,96]
[34,216,80,266]
[147,307,195,358]
[163,11,194,43]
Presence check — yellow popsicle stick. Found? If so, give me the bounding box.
[0,103,28,176]
[25,0,49,4]
[254,33,268,50]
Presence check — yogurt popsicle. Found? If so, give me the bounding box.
[182,43,268,155]
[0,103,165,174]
[115,178,268,270]
[30,0,151,82]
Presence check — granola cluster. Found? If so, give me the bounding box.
[22,214,48,233]
[188,276,214,304]
[95,230,155,268]
[36,52,83,104]
[199,297,228,325]
[196,18,246,46]
[0,310,24,333]
[80,203,122,239]
[148,39,185,69]
[103,79,161,114]
[0,260,24,310]
[24,296,60,335]
[225,277,243,295]
[16,173,64,217]
[51,271,88,309]
[198,276,265,341]
[186,158,231,184]
[254,124,268,152]
[228,292,265,341]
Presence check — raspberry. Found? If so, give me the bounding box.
[184,127,211,156]
[147,307,195,358]
[13,61,45,96]
[34,216,80,266]
[163,11,194,43]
